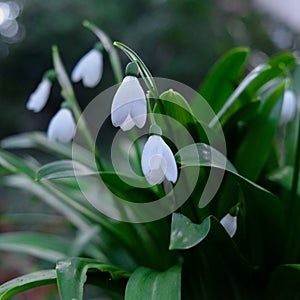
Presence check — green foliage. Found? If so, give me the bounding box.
[0,35,299,300]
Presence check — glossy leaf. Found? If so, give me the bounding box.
[169,213,211,250]
[125,265,181,300]
[0,270,56,300]
[56,257,129,300]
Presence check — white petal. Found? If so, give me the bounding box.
[220,214,237,238]
[111,76,147,131]
[71,49,103,88]
[142,135,178,185]
[120,115,135,131]
[130,99,147,128]
[26,78,51,112]
[281,90,297,124]
[47,108,76,143]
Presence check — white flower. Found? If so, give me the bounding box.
[26,78,52,112]
[141,135,178,185]
[220,213,237,238]
[71,49,103,88]
[111,76,147,131]
[47,108,76,143]
[281,90,297,124]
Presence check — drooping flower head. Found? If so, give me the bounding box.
[71,42,104,88]
[47,108,76,143]
[281,89,297,124]
[142,134,178,185]
[26,70,56,113]
[220,213,237,238]
[111,62,147,131]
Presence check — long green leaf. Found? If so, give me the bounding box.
[234,81,285,181]
[0,232,70,262]
[1,132,94,169]
[0,270,57,300]
[125,265,181,300]
[199,47,249,113]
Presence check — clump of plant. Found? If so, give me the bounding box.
[0,21,299,300]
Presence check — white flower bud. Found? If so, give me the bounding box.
[220,213,237,238]
[142,135,178,185]
[111,76,147,131]
[47,108,76,143]
[281,90,297,124]
[71,49,103,88]
[26,78,52,112]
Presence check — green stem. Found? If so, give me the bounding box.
[62,90,104,170]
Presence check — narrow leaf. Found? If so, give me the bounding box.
[0,270,56,300]
[0,232,70,262]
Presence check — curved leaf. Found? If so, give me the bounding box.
[234,81,285,181]
[0,270,56,300]
[1,132,94,169]
[56,257,129,300]
[0,232,70,262]
[199,47,249,113]
[125,265,181,300]
[169,213,211,250]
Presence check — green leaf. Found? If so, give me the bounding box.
[207,51,296,128]
[36,159,96,180]
[83,21,123,83]
[56,257,129,300]
[199,47,249,114]
[0,232,70,262]
[0,270,57,300]
[169,213,211,250]
[268,264,300,299]
[0,149,36,178]
[234,81,285,181]
[176,143,285,267]
[125,265,181,300]
[1,132,94,169]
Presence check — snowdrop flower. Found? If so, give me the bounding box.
[71,45,103,88]
[142,135,178,185]
[281,89,297,124]
[47,108,76,143]
[111,62,147,131]
[26,78,52,112]
[220,213,237,238]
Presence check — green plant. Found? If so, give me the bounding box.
[0,22,299,299]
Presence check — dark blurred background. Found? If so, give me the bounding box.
[0,0,299,139]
